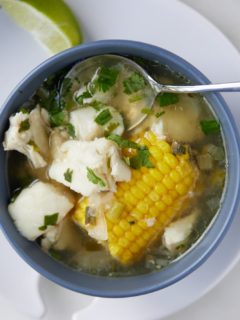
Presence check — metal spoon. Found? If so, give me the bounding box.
[61,54,240,130]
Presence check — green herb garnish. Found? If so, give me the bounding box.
[49,110,67,127]
[128,94,143,103]
[95,108,113,125]
[65,123,76,138]
[104,122,119,135]
[130,146,154,169]
[86,167,106,187]
[156,92,179,106]
[155,111,165,118]
[76,90,92,104]
[19,119,30,132]
[19,107,29,114]
[49,248,62,261]
[107,134,140,149]
[123,72,146,94]
[141,108,153,115]
[64,168,73,182]
[200,120,220,135]
[38,213,59,231]
[94,67,119,92]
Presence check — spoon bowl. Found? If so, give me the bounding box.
[62,54,240,130]
[61,54,156,131]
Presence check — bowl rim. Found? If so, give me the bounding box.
[1,39,240,298]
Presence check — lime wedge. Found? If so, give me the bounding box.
[0,0,83,55]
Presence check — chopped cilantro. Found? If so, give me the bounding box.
[156,92,179,106]
[49,248,62,261]
[86,167,106,187]
[141,108,153,115]
[104,122,119,135]
[200,120,220,135]
[107,134,140,149]
[94,67,119,92]
[19,119,30,133]
[19,107,29,114]
[128,94,143,103]
[123,156,130,166]
[90,100,105,111]
[65,123,76,138]
[130,146,154,169]
[75,90,92,104]
[38,213,59,231]
[123,72,146,94]
[155,111,165,118]
[107,134,154,169]
[64,168,73,182]
[95,108,113,126]
[49,110,67,127]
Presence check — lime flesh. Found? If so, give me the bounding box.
[0,0,83,54]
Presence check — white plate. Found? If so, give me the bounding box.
[1,0,240,319]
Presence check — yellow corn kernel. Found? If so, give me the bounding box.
[113,225,124,237]
[155,201,166,211]
[157,162,171,174]
[149,146,163,160]
[73,131,198,265]
[157,140,171,153]
[137,180,151,193]
[162,194,173,206]
[119,238,129,248]
[162,176,175,190]
[131,224,143,236]
[148,191,160,202]
[170,170,181,183]
[150,169,163,181]
[175,183,188,195]
[119,220,131,231]
[164,153,178,168]
[130,186,145,199]
[125,231,136,241]
[145,131,157,143]
[149,206,160,217]
[155,184,167,195]
[143,174,156,187]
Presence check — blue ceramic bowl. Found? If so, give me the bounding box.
[0,40,240,298]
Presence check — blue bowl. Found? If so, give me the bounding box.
[0,40,240,298]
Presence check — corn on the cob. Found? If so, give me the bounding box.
[73,131,198,265]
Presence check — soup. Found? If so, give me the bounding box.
[4,56,226,276]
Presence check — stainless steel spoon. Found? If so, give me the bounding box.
[62,54,240,130]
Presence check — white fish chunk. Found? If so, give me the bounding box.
[69,106,124,141]
[48,138,131,196]
[8,181,74,241]
[162,209,199,253]
[3,107,49,168]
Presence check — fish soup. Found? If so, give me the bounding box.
[4,56,226,276]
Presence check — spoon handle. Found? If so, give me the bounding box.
[159,82,240,93]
